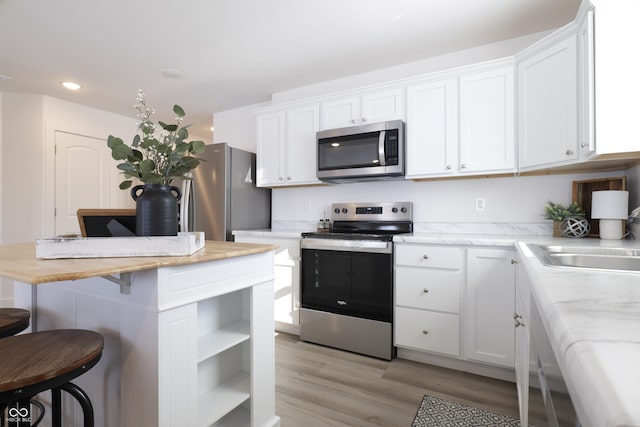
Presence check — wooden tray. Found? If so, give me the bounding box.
[572,176,627,237]
[35,232,205,259]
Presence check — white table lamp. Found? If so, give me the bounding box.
[591,190,629,240]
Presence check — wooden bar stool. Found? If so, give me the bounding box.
[0,308,30,338]
[0,329,103,426]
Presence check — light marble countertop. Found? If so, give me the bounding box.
[515,239,640,427]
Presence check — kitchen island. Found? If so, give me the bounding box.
[0,241,281,427]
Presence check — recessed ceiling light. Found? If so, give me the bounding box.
[61,81,82,90]
[161,68,183,79]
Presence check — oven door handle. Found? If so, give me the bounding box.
[301,238,393,254]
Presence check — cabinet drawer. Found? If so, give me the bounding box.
[395,267,461,313]
[395,307,460,356]
[395,245,463,269]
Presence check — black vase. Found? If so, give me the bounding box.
[131,184,182,236]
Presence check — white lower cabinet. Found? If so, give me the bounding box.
[514,256,531,426]
[395,244,517,373]
[465,248,516,367]
[234,235,301,334]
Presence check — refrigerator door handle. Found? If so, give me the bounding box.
[180,174,193,233]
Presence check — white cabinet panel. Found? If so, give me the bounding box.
[286,105,321,185]
[459,66,515,174]
[256,111,285,186]
[320,96,360,129]
[395,307,460,356]
[465,248,515,368]
[234,235,301,334]
[320,88,404,130]
[395,244,463,269]
[406,78,458,177]
[395,267,461,313]
[518,35,578,169]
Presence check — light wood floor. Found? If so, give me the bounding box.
[274,333,576,427]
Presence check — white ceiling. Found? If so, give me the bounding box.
[0,0,580,138]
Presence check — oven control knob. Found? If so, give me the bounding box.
[342,208,348,214]
[401,207,407,213]
[392,207,398,213]
[334,208,340,214]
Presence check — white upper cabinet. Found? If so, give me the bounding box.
[256,105,320,187]
[406,78,458,178]
[578,10,596,159]
[256,111,286,187]
[320,87,404,130]
[518,35,578,169]
[459,65,515,174]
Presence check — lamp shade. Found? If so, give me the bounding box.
[591,190,629,219]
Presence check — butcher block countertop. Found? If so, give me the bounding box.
[0,241,278,284]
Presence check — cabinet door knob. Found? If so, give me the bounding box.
[566,149,574,156]
[279,177,284,181]
[511,259,517,264]
[422,255,429,259]
[581,142,588,148]
[446,165,452,170]
[286,176,291,180]
[460,163,467,169]
[351,119,356,124]
[422,329,429,335]
[362,117,367,122]
[423,288,429,294]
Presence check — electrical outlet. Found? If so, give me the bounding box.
[475,197,486,212]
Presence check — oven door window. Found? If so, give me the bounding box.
[301,249,392,322]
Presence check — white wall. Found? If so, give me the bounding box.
[212,102,268,152]
[1,93,45,243]
[0,93,138,305]
[272,30,551,106]
[271,170,627,225]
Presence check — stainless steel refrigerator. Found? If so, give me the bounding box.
[179,143,271,241]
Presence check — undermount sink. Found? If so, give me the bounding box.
[530,244,640,273]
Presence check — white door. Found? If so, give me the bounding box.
[54,131,114,235]
[256,111,286,186]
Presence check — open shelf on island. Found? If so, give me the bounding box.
[198,372,250,427]
[198,320,250,362]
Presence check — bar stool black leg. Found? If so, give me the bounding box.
[60,383,94,427]
[51,388,62,427]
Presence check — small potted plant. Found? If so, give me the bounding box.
[107,90,206,236]
[544,201,587,237]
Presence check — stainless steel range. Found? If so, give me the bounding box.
[300,202,412,360]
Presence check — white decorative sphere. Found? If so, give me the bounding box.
[561,216,591,238]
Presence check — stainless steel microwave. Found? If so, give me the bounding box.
[316,120,405,183]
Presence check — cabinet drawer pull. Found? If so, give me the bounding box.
[350,119,356,124]
[566,149,574,156]
[362,117,367,122]
[422,255,429,260]
[337,300,347,306]
[423,288,429,294]
[422,329,429,335]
